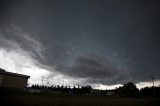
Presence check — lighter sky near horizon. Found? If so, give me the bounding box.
[0,0,160,89]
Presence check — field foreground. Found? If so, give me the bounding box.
[0,94,159,106]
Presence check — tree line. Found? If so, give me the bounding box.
[28,82,160,97]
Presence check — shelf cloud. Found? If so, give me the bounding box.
[0,0,160,86]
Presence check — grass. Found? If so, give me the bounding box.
[0,94,159,106]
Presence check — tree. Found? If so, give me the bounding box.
[116,82,139,97]
[140,86,160,97]
[81,85,92,94]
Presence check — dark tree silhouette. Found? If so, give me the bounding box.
[81,85,92,94]
[140,87,160,97]
[116,82,139,97]
[28,82,160,97]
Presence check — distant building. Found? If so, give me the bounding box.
[0,68,30,89]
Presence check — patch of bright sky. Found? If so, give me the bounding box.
[136,81,160,89]
[0,48,50,85]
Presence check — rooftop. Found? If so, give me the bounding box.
[0,68,30,78]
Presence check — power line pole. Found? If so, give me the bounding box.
[151,75,155,96]
[42,76,44,85]
[151,76,154,87]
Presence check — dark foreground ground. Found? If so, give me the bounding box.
[0,94,160,106]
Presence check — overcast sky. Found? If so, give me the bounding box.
[0,0,160,89]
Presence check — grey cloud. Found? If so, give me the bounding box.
[57,54,131,85]
[0,0,160,85]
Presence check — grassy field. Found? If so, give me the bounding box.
[0,94,159,106]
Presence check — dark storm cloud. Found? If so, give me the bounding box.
[61,54,131,84]
[0,0,160,85]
